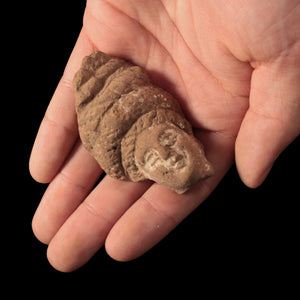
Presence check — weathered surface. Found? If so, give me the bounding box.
[73,51,214,193]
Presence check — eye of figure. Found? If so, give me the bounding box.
[158,128,177,147]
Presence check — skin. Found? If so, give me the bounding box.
[29,0,300,272]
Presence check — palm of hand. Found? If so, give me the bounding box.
[30,0,300,271]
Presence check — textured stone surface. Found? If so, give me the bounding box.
[73,51,214,193]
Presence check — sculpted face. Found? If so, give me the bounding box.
[134,123,214,193]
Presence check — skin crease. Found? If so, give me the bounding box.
[29,0,300,272]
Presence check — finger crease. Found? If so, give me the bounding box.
[82,201,112,226]
[43,114,78,136]
[249,107,288,126]
[141,194,178,227]
[58,171,89,193]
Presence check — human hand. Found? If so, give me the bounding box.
[29,0,300,272]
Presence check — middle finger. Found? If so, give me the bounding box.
[46,176,151,272]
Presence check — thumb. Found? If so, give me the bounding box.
[235,49,300,188]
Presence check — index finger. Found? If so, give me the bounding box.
[29,29,95,183]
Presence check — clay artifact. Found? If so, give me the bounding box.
[73,51,214,194]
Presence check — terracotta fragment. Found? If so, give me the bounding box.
[73,51,213,193]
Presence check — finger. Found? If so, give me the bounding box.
[236,48,300,188]
[47,177,151,272]
[32,141,102,244]
[29,29,95,183]
[105,130,235,262]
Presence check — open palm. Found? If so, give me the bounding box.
[30,0,300,272]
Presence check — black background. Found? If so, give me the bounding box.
[8,0,298,294]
